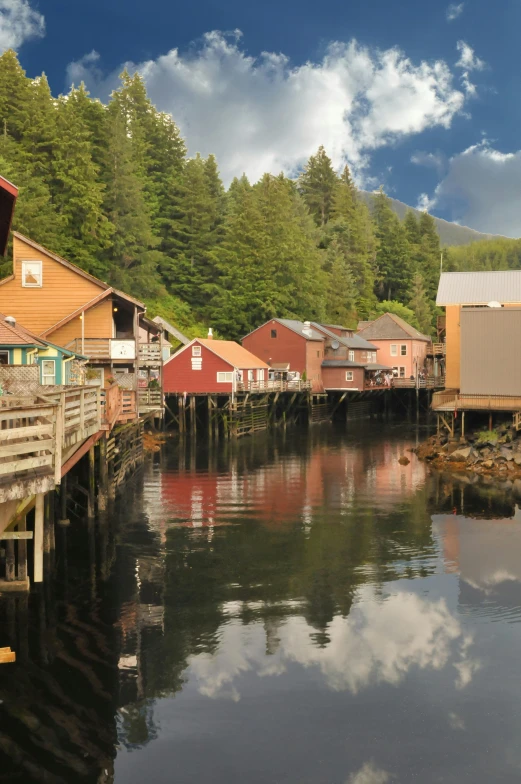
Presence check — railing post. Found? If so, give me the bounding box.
[54,402,63,485]
[80,388,85,437]
[34,492,44,583]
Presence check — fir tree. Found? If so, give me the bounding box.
[408,274,433,335]
[372,189,412,302]
[323,236,357,326]
[298,146,338,227]
[0,50,31,143]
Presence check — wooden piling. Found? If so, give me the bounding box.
[34,492,44,583]
[98,435,109,512]
[88,445,96,518]
[58,473,70,526]
[17,515,27,583]
[5,539,15,582]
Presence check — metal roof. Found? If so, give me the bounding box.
[311,323,378,350]
[357,313,430,341]
[276,319,324,341]
[437,271,521,305]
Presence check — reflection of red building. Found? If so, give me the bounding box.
[158,441,426,529]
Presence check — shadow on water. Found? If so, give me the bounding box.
[2,423,521,782]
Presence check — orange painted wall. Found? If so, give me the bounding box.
[0,236,105,334]
[50,300,114,347]
[445,305,461,389]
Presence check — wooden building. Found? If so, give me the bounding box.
[356,313,431,380]
[0,312,86,388]
[163,337,269,394]
[0,232,164,415]
[311,322,386,391]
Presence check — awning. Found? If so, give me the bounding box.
[270,362,290,371]
[365,363,393,371]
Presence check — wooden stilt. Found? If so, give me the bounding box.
[5,539,15,582]
[34,492,44,583]
[18,515,27,583]
[58,473,70,526]
[88,445,96,518]
[98,436,108,512]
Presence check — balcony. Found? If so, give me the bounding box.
[138,388,163,412]
[138,343,162,366]
[66,338,136,361]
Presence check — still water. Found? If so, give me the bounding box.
[2,424,521,783]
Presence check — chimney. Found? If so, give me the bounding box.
[302,320,313,337]
[207,327,213,340]
[4,316,16,327]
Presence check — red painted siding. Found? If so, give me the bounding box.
[163,341,267,394]
[322,366,365,390]
[242,320,325,390]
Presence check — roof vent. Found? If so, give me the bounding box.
[302,320,313,337]
[207,327,214,340]
[4,316,16,327]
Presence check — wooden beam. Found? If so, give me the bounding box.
[34,492,44,583]
[1,532,33,540]
[60,430,103,477]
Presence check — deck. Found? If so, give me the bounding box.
[432,390,521,412]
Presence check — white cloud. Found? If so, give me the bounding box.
[422,142,521,237]
[456,41,486,71]
[0,0,44,51]
[446,3,465,21]
[67,31,466,185]
[416,192,436,212]
[411,150,446,173]
[187,589,479,701]
[346,762,391,784]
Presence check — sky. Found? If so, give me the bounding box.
[2,0,521,237]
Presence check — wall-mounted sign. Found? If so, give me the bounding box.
[110,340,136,360]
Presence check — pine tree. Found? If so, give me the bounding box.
[298,146,338,227]
[102,104,162,297]
[51,89,112,275]
[417,212,441,300]
[22,74,57,180]
[372,189,412,302]
[323,236,357,326]
[407,274,433,335]
[0,50,31,144]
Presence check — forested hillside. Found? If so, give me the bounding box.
[359,192,497,247]
[443,237,521,272]
[0,49,466,339]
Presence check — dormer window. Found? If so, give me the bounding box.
[192,345,201,357]
[22,261,42,287]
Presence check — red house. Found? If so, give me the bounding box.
[242,319,325,391]
[163,337,269,394]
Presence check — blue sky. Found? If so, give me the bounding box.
[2,0,521,236]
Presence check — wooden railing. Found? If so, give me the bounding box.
[363,376,445,390]
[38,386,101,452]
[100,383,121,430]
[431,343,446,355]
[432,390,521,411]
[138,389,163,410]
[66,338,111,358]
[138,343,162,365]
[0,397,60,488]
[238,380,312,393]
[121,390,137,418]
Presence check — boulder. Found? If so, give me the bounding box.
[500,448,514,462]
[449,447,472,461]
[482,460,495,469]
[514,456,521,466]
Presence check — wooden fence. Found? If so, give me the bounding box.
[138,389,163,412]
[238,380,312,393]
[432,390,521,412]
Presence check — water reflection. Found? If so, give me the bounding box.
[3,426,521,782]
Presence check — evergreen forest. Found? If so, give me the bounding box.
[1,49,509,341]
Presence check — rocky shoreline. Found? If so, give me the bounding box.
[415,423,521,478]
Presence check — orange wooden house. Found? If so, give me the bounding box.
[0,232,163,413]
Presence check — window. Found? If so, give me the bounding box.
[400,344,407,356]
[345,371,354,382]
[217,372,233,382]
[22,261,42,287]
[41,359,56,385]
[257,369,265,382]
[271,329,277,338]
[390,344,398,357]
[348,350,354,362]
[192,345,201,356]
[399,366,405,378]
[0,350,9,365]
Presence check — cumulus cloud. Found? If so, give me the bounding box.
[411,150,446,173]
[0,0,44,51]
[421,142,521,237]
[446,3,464,21]
[456,41,486,71]
[346,762,391,784]
[187,590,479,700]
[67,31,466,185]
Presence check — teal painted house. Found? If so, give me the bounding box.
[0,312,86,386]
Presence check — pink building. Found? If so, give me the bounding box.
[357,313,431,379]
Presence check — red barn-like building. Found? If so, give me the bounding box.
[163,337,269,394]
[242,319,325,391]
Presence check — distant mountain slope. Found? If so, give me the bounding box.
[359,191,497,247]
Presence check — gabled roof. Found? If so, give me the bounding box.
[437,270,521,305]
[0,314,45,347]
[0,176,17,257]
[312,322,378,351]
[242,319,324,342]
[166,338,269,370]
[1,233,146,311]
[152,316,190,345]
[357,312,430,342]
[357,320,374,331]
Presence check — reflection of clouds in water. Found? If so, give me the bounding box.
[448,711,466,731]
[188,589,480,700]
[346,762,390,784]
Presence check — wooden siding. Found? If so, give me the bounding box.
[445,305,461,389]
[322,366,365,390]
[460,308,521,396]
[242,321,308,375]
[50,299,114,346]
[164,343,267,394]
[306,341,325,391]
[0,236,105,334]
